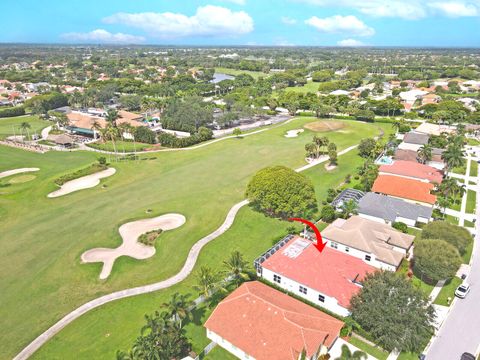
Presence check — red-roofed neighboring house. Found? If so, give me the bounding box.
[204,281,344,360]
[379,160,443,184]
[256,236,376,316]
[372,175,437,205]
[422,93,441,106]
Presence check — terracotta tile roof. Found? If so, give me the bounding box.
[67,111,145,130]
[322,216,414,267]
[262,236,376,307]
[379,160,443,183]
[372,175,437,204]
[204,281,343,360]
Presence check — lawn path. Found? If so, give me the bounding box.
[14,122,363,360]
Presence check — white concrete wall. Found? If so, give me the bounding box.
[207,329,254,360]
[395,215,417,227]
[358,212,392,225]
[324,238,398,271]
[261,267,351,317]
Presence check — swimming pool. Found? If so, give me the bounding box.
[377,156,393,165]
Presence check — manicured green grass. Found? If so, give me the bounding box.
[398,259,434,296]
[398,351,422,360]
[215,67,268,80]
[274,80,320,95]
[470,160,478,177]
[464,220,475,228]
[466,189,476,214]
[467,138,480,146]
[1,118,389,359]
[0,115,50,140]
[204,346,238,360]
[433,277,462,306]
[445,214,459,225]
[348,336,389,360]
[452,162,467,176]
[86,140,152,152]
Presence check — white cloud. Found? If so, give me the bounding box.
[428,2,479,17]
[337,39,366,46]
[221,0,246,4]
[305,15,375,36]
[61,29,145,44]
[103,5,254,38]
[281,16,298,25]
[293,0,480,19]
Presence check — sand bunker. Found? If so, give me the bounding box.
[0,168,39,179]
[82,214,186,279]
[284,129,304,138]
[48,168,116,198]
[304,120,345,132]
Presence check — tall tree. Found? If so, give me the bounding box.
[335,344,367,360]
[350,271,435,353]
[223,251,250,286]
[161,293,193,327]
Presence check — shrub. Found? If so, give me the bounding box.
[414,239,462,282]
[97,157,107,165]
[392,222,408,233]
[421,221,472,255]
[54,163,107,186]
[138,229,163,246]
[0,106,25,118]
[134,126,156,144]
[320,205,336,222]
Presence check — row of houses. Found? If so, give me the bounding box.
[202,124,453,360]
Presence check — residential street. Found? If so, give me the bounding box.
[426,163,480,360]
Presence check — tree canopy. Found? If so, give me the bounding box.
[350,271,435,353]
[414,239,462,282]
[246,166,317,219]
[421,221,472,255]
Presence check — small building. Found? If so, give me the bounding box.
[414,122,455,137]
[321,216,414,271]
[47,134,74,147]
[378,160,443,184]
[255,235,376,316]
[358,192,433,226]
[331,189,365,210]
[204,281,344,360]
[372,174,437,206]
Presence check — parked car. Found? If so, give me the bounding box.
[460,352,475,360]
[455,283,471,298]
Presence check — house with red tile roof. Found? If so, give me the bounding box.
[379,160,443,184]
[255,235,376,317]
[372,174,437,205]
[204,281,344,360]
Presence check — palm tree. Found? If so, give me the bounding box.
[436,197,450,217]
[161,293,193,327]
[305,142,316,159]
[335,344,367,360]
[193,266,219,300]
[451,183,466,208]
[19,122,31,142]
[223,251,250,286]
[442,145,465,173]
[106,109,119,127]
[438,177,457,199]
[106,124,119,161]
[91,120,103,141]
[341,199,358,219]
[417,144,433,164]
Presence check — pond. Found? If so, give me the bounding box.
[211,72,235,83]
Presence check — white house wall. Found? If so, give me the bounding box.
[323,238,398,272]
[260,267,351,317]
[207,329,254,360]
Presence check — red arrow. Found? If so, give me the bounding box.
[288,217,327,253]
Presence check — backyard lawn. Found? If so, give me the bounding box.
[433,277,463,306]
[463,239,474,264]
[0,117,391,359]
[348,336,389,360]
[0,115,50,140]
[273,80,320,95]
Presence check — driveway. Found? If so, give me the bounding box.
[426,171,480,359]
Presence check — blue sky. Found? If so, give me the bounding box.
[1,0,480,47]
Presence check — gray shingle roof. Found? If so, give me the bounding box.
[358,192,432,223]
[403,132,429,145]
